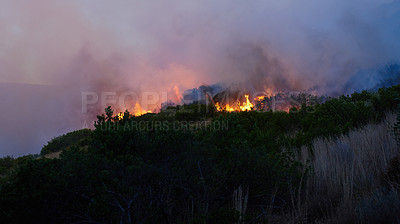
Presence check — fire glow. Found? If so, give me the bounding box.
[215,94,254,112]
[213,90,318,113]
[113,87,320,119]
[117,103,151,120]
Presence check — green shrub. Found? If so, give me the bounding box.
[41,129,91,155]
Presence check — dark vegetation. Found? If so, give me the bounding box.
[40,129,91,155]
[0,85,400,223]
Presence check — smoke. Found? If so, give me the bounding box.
[344,63,400,93]
[1,0,400,156]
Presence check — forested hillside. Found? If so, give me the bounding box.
[1,85,400,223]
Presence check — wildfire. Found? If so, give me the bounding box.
[117,103,151,120]
[240,95,253,111]
[255,96,266,101]
[226,104,235,112]
[133,103,148,117]
[215,94,254,112]
[172,84,182,103]
[117,112,124,120]
[215,102,221,111]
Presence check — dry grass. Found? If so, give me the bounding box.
[233,185,249,223]
[289,113,400,223]
[42,150,62,159]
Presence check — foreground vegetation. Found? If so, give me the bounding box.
[1,85,400,223]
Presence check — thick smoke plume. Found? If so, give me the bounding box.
[1,0,400,156]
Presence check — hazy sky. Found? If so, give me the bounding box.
[1,0,400,156]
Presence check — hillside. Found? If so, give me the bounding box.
[1,85,400,223]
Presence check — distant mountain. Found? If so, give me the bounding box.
[344,63,400,94]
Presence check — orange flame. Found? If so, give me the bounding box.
[226,104,235,112]
[255,96,266,101]
[215,102,221,111]
[133,103,148,117]
[117,112,124,120]
[172,85,181,103]
[240,94,253,111]
[215,94,254,112]
[117,103,150,120]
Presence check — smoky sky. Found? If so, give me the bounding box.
[1,0,400,156]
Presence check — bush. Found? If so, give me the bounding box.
[41,129,91,155]
[2,84,400,223]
